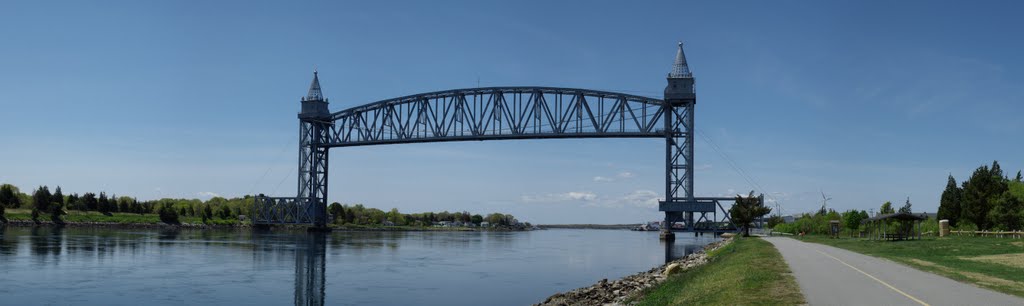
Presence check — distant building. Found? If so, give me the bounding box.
[480,221,490,228]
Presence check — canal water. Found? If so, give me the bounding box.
[0,226,717,305]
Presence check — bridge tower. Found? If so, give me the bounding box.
[297,70,331,228]
[660,42,696,240]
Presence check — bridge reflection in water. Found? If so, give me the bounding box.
[251,231,327,306]
[663,238,716,264]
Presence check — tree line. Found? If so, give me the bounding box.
[0,184,254,224]
[937,161,1024,231]
[1,183,523,227]
[773,198,917,235]
[327,202,522,227]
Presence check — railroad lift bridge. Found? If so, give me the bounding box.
[255,43,752,238]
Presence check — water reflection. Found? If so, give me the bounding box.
[251,230,328,306]
[295,232,326,306]
[0,226,16,256]
[663,237,716,263]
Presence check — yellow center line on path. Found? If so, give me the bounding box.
[812,248,930,306]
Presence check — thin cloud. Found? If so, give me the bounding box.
[593,176,614,182]
[197,191,220,198]
[521,191,597,203]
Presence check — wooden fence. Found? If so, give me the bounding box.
[949,230,1024,238]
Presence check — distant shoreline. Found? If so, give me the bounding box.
[537,224,639,230]
[0,220,531,232]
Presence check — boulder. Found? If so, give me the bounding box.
[663,263,682,277]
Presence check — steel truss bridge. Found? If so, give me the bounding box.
[255,43,741,234]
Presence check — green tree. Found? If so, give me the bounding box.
[471,214,483,225]
[51,186,64,210]
[1016,171,1023,182]
[766,215,785,228]
[386,208,405,225]
[729,191,771,237]
[987,181,1024,230]
[879,201,894,215]
[842,209,866,232]
[961,163,1008,229]
[82,192,98,211]
[0,184,20,209]
[97,192,110,215]
[937,175,963,226]
[218,205,232,220]
[899,197,913,214]
[328,202,344,224]
[66,193,80,211]
[31,186,52,223]
[158,202,179,224]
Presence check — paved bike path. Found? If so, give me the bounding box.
[765,237,1024,306]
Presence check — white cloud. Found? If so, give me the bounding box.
[617,171,635,178]
[521,191,598,203]
[197,191,220,198]
[566,191,598,201]
[621,190,660,208]
[593,176,614,182]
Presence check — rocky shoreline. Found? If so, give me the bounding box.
[534,238,732,306]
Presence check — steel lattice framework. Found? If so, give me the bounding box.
[327,87,667,147]
[256,43,730,232]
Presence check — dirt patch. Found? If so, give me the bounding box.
[960,271,1022,288]
[908,258,939,267]
[962,253,1024,269]
[910,258,1022,288]
[1011,241,1023,247]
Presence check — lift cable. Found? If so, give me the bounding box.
[695,128,782,216]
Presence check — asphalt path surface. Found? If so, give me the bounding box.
[765,237,1024,306]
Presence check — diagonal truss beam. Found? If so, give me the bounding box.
[328,87,667,147]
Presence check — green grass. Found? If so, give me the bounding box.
[3,208,240,225]
[799,235,1024,297]
[636,237,805,306]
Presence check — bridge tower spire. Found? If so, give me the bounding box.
[660,42,697,240]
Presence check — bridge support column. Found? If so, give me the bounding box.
[299,119,331,228]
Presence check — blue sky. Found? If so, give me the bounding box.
[1,1,1022,224]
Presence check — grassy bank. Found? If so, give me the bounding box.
[636,237,804,305]
[799,235,1024,297]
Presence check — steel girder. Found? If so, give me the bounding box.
[325,87,667,147]
[254,196,314,224]
[297,119,330,227]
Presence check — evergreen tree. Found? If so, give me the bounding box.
[937,175,962,226]
[51,186,64,209]
[109,194,119,213]
[82,192,98,211]
[66,193,80,211]
[961,164,1008,229]
[988,191,1023,230]
[31,186,52,223]
[728,191,772,237]
[899,197,912,214]
[202,204,213,223]
[0,184,20,208]
[97,192,110,215]
[1015,171,1022,182]
[158,202,179,224]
